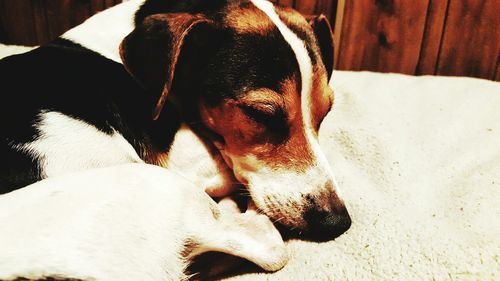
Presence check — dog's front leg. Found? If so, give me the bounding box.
[188,196,288,280]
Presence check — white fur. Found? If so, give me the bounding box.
[245,165,333,228]
[0,164,287,281]
[160,124,239,197]
[62,0,145,62]
[12,111,143,179]
[0,44,36,59]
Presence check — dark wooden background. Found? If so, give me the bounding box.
[334,0,500,81]
[0,0,499,81]
[0,0,121,45]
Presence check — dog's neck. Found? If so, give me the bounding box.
[61,0,145,63]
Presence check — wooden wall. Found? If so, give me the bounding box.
[334,0,500,80]
[0,0,335,46]
[0,0,498,80]
[0,0,120,46]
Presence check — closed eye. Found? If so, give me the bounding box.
[238,103,289,138]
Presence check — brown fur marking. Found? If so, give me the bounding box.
[311,66,334,132]
[225,6,274,35]
[201,76,315,172]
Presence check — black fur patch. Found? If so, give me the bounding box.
[0,38,180,193]
[199,29,300,105]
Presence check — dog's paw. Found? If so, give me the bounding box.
[234,212,288,271]
[215,197,289,272]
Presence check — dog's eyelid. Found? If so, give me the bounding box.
[237,103,288,133]
[238,101,281,116]
[240,88,282,109]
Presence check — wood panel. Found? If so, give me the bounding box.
[1,0,498,80]
[0,0,119,46]
[336,0,430,74]
[436,0,500,80]
[0,0,38,45]
[496,56,500,81]
[45,0,91,40]
[335,0,499,80]
[415,0,450,75]
[31,0,51,44]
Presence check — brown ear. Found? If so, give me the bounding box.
[309,14,334,81]
[120,13,213,120]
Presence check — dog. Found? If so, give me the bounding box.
[0,0,350,240]
[0,163,287,281]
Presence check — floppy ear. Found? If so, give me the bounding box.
[309,14,334,81]
[120,13,213,120]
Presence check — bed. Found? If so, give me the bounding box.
[1,45,499,280]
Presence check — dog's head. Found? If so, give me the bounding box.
[120,0,350,240]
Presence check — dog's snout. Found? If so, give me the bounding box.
[304,207,351,241]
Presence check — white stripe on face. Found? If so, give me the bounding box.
[249,0,341,194]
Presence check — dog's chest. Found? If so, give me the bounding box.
[14,111,143,178]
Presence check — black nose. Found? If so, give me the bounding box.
[304,208,352,241]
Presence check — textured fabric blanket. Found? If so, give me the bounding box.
[228,71,500,280]
[1,46,498,280]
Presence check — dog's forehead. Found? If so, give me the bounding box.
[223,1,314,39]
[204,1,320,103]
[202,29,297,104]
[222,1,321,64]
[235,3,323,81]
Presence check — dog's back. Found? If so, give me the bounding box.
[0,40,151,192]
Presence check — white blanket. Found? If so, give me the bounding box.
[228,71,500,280]
[0,44,35,58]
[1,46,498,280]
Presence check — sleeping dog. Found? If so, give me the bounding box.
[0,163,287,280]
[0,0,350,240]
